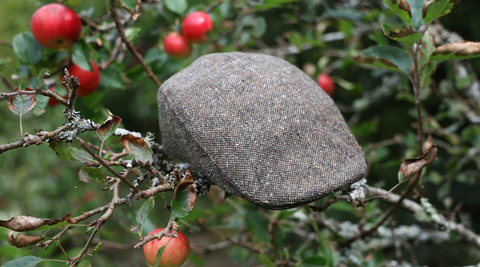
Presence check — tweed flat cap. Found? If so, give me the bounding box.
[158,52,366,209]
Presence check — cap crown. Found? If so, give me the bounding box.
[158,52,366,209]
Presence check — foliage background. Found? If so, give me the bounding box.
[1,0,480,266]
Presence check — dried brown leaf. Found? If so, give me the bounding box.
[7,231,44,248]
[187,183,197,212]
[0,214,73,232]
[384,28,417,39]
[398,145,438,180]
[173,170,197,212]
[7,87,37,115]
[394,0,412,16]
[433,41,480,57]
[424,134,433,152]
[120,134,149,153]
[353,55,398,68]
[174,170,195,198]
[96,109,122,137]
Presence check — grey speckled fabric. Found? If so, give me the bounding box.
[158,52,366,209]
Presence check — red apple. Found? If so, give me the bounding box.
[61,60,101,97]
[31,3,82,50]
[317,73,335,96]
[181,11,213,43]
[163,32,192,59]
[143,228,190,267]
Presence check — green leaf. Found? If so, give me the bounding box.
[419,62,436,88]
[252,17,267,38]
[72,41,92,72]
[172,187,190,219]
[382,0,412,27]
[33,94,48,116]
[1,256,43,267]
[96,110,122,142]
[0,57,11,72]
[67,0,83,6]
[419,32,435,67]
[78,259,92,267]
[323,9,364,20]
[124,27,142,42]
[405,0,425,29]
[49,140,76,161]
[252,0,301,10]
[121,135,154,163]
[165,0,187,15]
[179,220,201,233]
[423,0,460,26]
[245,210,270,244]
[92,242,102,255]
[70,148,96,163]
[31,69,50,89]
[354,45,413,76]
[99,63,125,90]
[430,41,480,61]
[257,254,276,267]
[302,256,327,266]
[12,32,43,65]
[137,197,155,224]
[7,92,36,116]
[118,0,137,12]
[381,24,422,46]
[153,238,172,267]
[78,166,107,184]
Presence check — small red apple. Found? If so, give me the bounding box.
[61,60,101,97]
[31,3,82,50]
[163,32,192,59]
[181,11,213,43]
[317,73,335,96]
[143,228,190,267]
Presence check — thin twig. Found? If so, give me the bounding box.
[342,173,420,246]
[0,74,14,89]
[110,0,162,87]
[0,39,12,48]
[77,137,140,193]
[365,185,480,249]
[308,195,351,213]
[0,125,71,154]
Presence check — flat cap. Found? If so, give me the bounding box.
[158,52,366,209]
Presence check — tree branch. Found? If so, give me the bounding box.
[110,0,162,87]
[77,137,140,193]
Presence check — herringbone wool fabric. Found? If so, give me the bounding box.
[158,52,366,209]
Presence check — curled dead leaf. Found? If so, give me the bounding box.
[398,145,438,181]
[0,214,73,232]
[96,109,122,137]
[433,41,480,57]
[187,183,197,212]
[383,28,417,39]
[353,55,398,69]
[393,0,411,16]
[7,231,44,248]
[120,134,149,153]
[174,170,195,198]
[173,170,197,212]
[424,134,433,152]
